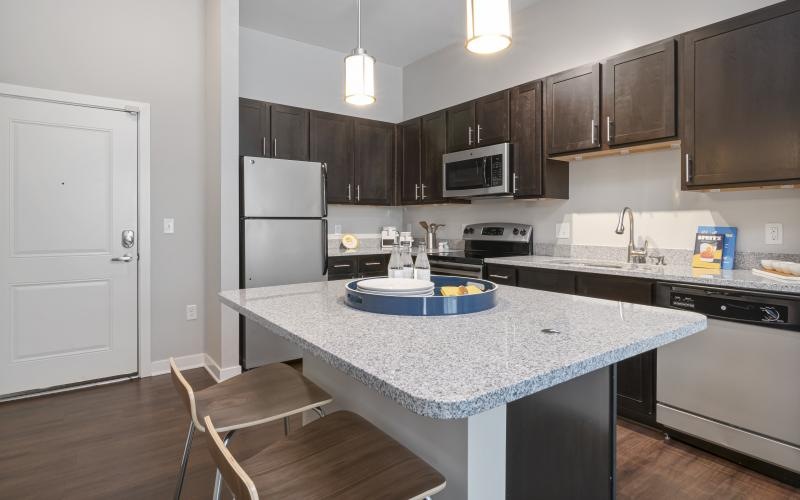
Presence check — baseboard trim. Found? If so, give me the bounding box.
[149,353,241,383]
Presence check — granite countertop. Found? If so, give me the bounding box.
[328,246,452,257]
[219,281,705,419]
[484,255,800,295]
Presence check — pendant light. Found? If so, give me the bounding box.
[345,0,375,105]
[466,0,512,54]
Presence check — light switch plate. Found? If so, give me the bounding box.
[163,218,175,234]
[765,223,783,245]
[186,304,197,321]
[556,222,571,239]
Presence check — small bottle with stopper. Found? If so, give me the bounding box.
[414,242,430,281]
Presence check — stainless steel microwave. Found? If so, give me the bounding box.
[442,143,510,198]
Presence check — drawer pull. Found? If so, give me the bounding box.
[363,262,381,266]
[333,264,352,268]
[489,274,509,279]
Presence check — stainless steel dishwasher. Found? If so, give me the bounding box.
[655,283,800,475]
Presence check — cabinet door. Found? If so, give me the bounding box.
[239,98,269,157]
[475,90,510,146]
[575,273,652,304]
[399,119,422,204]
[421,111,447,203]
[603,40,676,147]
[545,64,601,155]
[517,267,575,294]
[358,254,390,277]
[354,119,394,205]
[485,264,517,286]
[271,104,309,160]
[510,81,544,197]
[310,111,354,204]
[446,101,476,152]
[683,2,800,188]
[327,256,357,279]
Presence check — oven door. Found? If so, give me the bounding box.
[428,260,483,279]
[443,143,510,198]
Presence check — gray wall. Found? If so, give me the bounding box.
[0,0,208,361]
[402,0,799,255]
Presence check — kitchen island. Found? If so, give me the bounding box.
[220,280,706,499]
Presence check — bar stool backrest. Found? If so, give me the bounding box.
[169,358,205,431]
[204,415,259,500]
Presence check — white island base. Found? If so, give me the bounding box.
[303,355,615,500]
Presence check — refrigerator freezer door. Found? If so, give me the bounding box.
[242,157,325,218]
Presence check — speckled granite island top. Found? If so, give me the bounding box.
[484,255,800,295]
[219,281,706,419]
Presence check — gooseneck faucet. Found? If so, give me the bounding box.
[615,207,648,263]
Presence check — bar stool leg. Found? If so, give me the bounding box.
[173,421,195,500]
[212,430,236,500]
[283,416,289,436]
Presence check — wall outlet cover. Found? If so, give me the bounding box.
[556,222,571,239]
[163,218,175,234]
[765,223,783,245]
[186,304,198,321]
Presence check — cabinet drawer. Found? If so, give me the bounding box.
[518,268,576,294]
[357,254,389,275]
[485,264,518,286]
[574,273,653,305]
[327,256,357,278]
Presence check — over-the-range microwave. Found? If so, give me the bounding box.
[442,143,511,198]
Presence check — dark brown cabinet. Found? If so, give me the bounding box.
[354,119,394,205]
[545,64,601,155]
[421,111,447,203]
[484,264,518,286]
[399,118,423,204]
[682,2,800,189]
[602,39,677,147]
[327,254,389,279]
[518,267,575,294]
[239,98,269,157]
[510,81,569,199]
[446,91,510,152]
[310,111,354,204]
[446,101,476,152]
[270,104,309,161]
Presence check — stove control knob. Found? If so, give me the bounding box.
[520,229,528,236]
[513,228,519,235]
[463,227,469,234]
[469,228,475,234]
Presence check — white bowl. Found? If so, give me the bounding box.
[761,259,776,270]
[775,261,793,273]
[787,263,800,276]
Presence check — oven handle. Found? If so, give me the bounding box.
[430,266,483,278]
[428,260,483,271]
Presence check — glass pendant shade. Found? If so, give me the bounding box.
[466,0,512,54]
[345,48,375,105]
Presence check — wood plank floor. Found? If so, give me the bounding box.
[0,368,797,499]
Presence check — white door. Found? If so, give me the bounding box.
[0,94,139,396]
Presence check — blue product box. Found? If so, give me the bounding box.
[698,226,737,270]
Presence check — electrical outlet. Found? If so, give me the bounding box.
[186,304,197,321]
[765,223,783,245]
[163,218,175,234]
[556,222,571,239]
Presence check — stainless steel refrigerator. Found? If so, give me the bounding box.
[240,156,327,369]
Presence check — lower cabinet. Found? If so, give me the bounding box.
[327,254,389,279]
[499,266,658,426]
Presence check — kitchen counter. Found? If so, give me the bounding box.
[327,246,452,258]
[485,255,800,295]
[219,280,705,419]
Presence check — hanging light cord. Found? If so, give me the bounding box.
[356,0,362,50]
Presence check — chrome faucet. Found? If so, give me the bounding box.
[615,207,648,263]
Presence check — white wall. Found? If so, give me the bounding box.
[0,0,209,361]
[402,0,800,255]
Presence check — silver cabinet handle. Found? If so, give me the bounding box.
[685,153,692,183]
[477,124,482,143]
[111,254,133,262]
[273,137,277,158]
[590,119,596,145]
[421,183,426,200]
[363,261,381,266]
[606,116,612,143]
[262,137,267,157]
[415,184,419,200]
[468,126,473,146]
[489,274,509,279]
[356,184,360,202]
[333,264,352,268]
[347,183,352,201]
[513,173,518,194]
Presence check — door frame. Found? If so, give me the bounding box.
[0,82,153,378]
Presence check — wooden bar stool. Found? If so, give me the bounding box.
[203,411,446,499]
[169,359,332,499]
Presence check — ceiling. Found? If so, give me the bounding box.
[239,0,542,67]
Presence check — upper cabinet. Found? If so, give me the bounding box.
[682,2,800,189]
[602,40,677,147]
[399,118,422,204]
[354,119,394,205]
[238,99,308,160]
[421,111,448,203]
[446,90,510,152]
[310,111,354,204]
[545,64,601,155]
[510,81,569,199]
[239,98,270,157]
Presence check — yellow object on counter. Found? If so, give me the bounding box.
[440,285,483,296]
[340,233,359,249]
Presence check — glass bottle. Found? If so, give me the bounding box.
[388,244,404,278]
[414,243,431,281]
[400,243,414,278]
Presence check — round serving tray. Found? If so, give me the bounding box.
[344,275,498,316]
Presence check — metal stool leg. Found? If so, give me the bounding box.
[283,416,290,436]
[174,421,195,500]
[212,430,236,500]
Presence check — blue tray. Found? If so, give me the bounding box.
[344,275,498,316]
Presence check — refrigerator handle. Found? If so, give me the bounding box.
[321,163,328,217]
[322,219,328,276]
